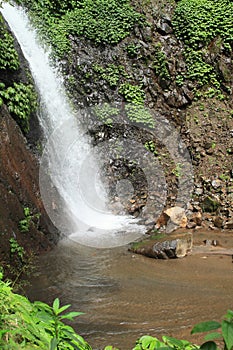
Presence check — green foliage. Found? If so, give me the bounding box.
[19,207,40,233]
[173,0,233,50]
[145,140,158,156]
[9,238,25,261]
[0,15,20,70]
[0,272,90,349]
[153,43,170,81]
[94,103,119,126]
[172,163,182,177]
[125,43,141,58]
[173,0,233,93]
[125,104,155,128]
[0,82,37,133]
[93,64,127,87]
[17,0,144,57]
[119,83,145,105]
[132,334,197,350]
[191,310,233,350]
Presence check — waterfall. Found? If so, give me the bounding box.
[1,3,145,248]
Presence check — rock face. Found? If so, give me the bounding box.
[0,104,58,272]
[130,233,193,259]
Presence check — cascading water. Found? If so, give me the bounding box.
[1,3,147,248]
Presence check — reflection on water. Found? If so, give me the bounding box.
[26,237,233,350]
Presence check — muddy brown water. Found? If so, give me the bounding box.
[26,231,233,350]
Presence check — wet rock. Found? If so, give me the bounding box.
[130,233,193,259]
[157,18,173,35]
[0,105,58,254]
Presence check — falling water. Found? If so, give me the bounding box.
[1,3,145,248]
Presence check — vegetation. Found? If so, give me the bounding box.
[119,83,145,105]
[0,13,37,133]
[0,82,37,133]
[0,15,20,70]
[0,272,91,349]
[173,0,233,92]
[153,43,170,82]
[15,0,144,57]
[0,273,232,350]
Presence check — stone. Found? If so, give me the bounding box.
[129,233,193,259]
[164,206,187,228]
[201,196,220,213]
[213,216,224,228]
[224,220,233,229]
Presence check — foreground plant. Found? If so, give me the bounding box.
[0,271,91,349]
[191,310,233,350]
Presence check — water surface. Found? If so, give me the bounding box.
[26,235,233,349]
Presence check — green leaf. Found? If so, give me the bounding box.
[52,298,60,314]
[204,332,222,341]
[162,335,186,348]
[222,320,233,350]
[225,310,233,322]
[200,341,217,350]
[57,304,71,314]
[191,321,221,334]
[59,311,83,320]
[50,337,58,350]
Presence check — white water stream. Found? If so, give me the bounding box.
[1,3,145,248]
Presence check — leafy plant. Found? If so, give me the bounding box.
[145,140,158,156]
[19,207,40,233]
[191,310,233,350]
[93,64,127,88]
[172,0,233,94]
[0,15,20,70]
[125,104,155,128]
[17,0,144,57]
[132,334,198,350]
[153,43,170,82]
[172,163,183,177]
[119,83,145,105]
[0,82,37,133]
[94,103,119,126]
[9,238,25,261]
[0,271,91,349]
[125,43,141,58]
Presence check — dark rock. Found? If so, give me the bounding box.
[130,233,193,259]
[201,196,220,213]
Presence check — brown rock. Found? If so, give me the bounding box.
[213,216,224,229]
[164,206,187,228]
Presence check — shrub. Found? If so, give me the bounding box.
[0,271,91,349]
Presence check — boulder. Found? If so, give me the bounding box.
[130,233,193,259]
[164,206,187,228]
